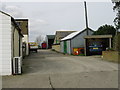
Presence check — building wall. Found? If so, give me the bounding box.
[54,31,76,44]
[15,20,29,56]
[60,41,64,53]
[20,36,23,58]
[14,28,20,57]
[71,30,94,54]
[60,40,71,54]
[61,30,94,54]
[71,31,87,48]
[67,40,71,54]
[22,35,29,55]
[88,30,94,35]
[0,12,12,75]
[15,20,28,35]
[52,45,60,52]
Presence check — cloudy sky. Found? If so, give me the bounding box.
[1,1,116,41]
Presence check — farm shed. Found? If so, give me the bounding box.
[52,30,76,52]
[46,35,55,49]
[60,28,94,54]
[0,11,23,75]
[53,30,76,44]
[84,35,112,56]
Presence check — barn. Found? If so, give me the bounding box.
[46,35,55,49]
[52,30,76,52]
[60,28,94,55]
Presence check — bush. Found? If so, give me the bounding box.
[113,33,120,51]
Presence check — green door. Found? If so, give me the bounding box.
[64,41,67,53]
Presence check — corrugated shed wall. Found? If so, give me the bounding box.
[0,12,12,75]
[71,31,87,48]
[60,40,71,54]
[67,40,71,54]
[60,41,64,53]
[71,30,93,53]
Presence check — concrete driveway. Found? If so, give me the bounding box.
[2,49,118,88]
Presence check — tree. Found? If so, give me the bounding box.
[35,35,44,46]
[93,24,116,36]
[113,1,120,34]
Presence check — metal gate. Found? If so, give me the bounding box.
[64,41,67,53]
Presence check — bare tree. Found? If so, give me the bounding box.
[35,35,44,46]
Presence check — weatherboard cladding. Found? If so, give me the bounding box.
[0,11,23,75]
[0,12,12,75]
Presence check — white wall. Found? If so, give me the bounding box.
[22,35,29,55]
[0,12,2,75]
[0,12,12,75]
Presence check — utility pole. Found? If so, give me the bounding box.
[84,1,89,35]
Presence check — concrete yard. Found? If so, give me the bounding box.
[2,49,118,88]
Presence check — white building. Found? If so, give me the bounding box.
[0,11,23,75]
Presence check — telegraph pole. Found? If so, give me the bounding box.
[84,1,89,35]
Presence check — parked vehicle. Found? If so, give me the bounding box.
[89,42,103,55]
[41,43,47,49]
[29,42,38,52]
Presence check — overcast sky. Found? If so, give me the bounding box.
[1,2,116,41]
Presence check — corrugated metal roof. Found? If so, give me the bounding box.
[61,31,80,41]
[46,35,55,39]
[53,30,76,44]
[61,28,94,41]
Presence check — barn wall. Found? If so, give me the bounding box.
[0,12,12,75]
[60,41,64,53]
[71,31,87,48]
[71,30,93,53]
[67,40,71,54]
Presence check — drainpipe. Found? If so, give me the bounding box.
[13,27,15,58]
[70,40,72,54]
[84,38,87,56]
[12,25,16,74]
[19,31,21,57]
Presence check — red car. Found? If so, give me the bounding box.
[42,43,47,49]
